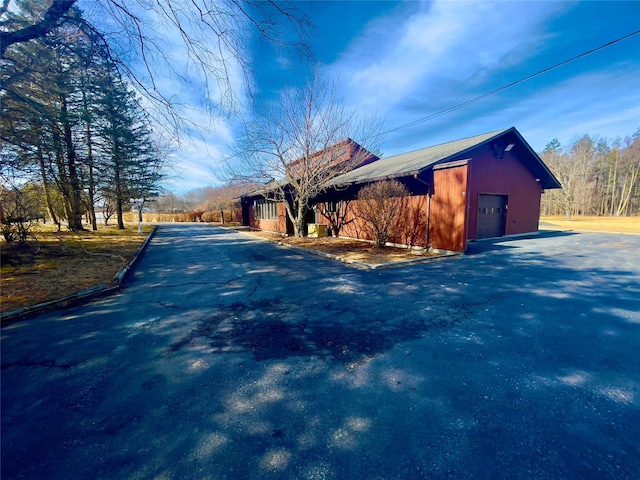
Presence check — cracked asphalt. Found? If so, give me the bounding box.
[2,224,639,479]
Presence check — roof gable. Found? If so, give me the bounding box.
[240,138,379,199]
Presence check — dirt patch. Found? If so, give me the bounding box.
[1,225,150,315]
[245,231,436,265]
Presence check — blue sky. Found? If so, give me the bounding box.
[118,0,640,192]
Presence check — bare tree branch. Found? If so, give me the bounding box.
[1,0,76,57]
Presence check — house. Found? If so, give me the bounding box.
[240,138,380,235]
[241,127,561,252]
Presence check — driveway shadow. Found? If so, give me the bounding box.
[2,225,639,480]
[465,230,576,255]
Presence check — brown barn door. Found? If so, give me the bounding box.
[477,194,507,239]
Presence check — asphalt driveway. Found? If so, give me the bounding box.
[2,224,639,479]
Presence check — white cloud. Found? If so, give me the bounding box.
[331,0,568,117]
[318,0,638,158]
[502,66,640,149]
[161,109,239,193]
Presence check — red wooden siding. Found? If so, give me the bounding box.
[466,146,542,240]
[429,164,469,252]
[248,202,288,235]
[320,195,428,247]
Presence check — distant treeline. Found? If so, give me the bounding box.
[540,131,640,219]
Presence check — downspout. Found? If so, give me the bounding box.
[426,193,432,249]
[413,174,432,250]
[462,161,472,252]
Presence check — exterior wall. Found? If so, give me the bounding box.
[321,195,429,247]
[397,195,428,247]
[429,164,469,252]
[248,202,288,235]
[466,146,542,240]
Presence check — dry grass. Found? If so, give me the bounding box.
[246,231,435,264]
[1,224,151,315]
[540,216,640,234]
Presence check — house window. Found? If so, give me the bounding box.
[327,201,337,213]
[255,200,278,220]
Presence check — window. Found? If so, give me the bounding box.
[255,200,278,220]
[478,207,503,215]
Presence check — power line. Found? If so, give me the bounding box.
[380,29,640,136]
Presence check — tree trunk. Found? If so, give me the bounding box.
[292,218,304,237]
[616,165,639,216]
[611,148,619,216]
[294,202,307,237]
[61,98,84,231]
[53,135,76,229]
[114,161,125,229]
[87,165,98,230]
[36,141,59,228]
[116,197,125,229]
[85,113,98,230]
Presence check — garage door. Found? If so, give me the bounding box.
[477,194,507,239]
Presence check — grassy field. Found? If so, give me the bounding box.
[1,224,151,316]
[540,216,640,234]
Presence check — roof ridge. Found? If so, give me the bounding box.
[381,128,511,160]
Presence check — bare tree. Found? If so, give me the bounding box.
[356,180,410,248]
[615,134,640,216]
[101,198,116,226]
[0,179,43,243]
[540,133,640,219]
[232,71,383,237]
[154,190,189,213]
[541,136,594,221]
[189,184,254,223]
[397,201,427,247]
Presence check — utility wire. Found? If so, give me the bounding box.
[380,29,640,136]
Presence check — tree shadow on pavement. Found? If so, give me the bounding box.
[3,226,639,480]
[168,297,458,366]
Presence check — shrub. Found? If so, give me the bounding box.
[201,211,234,223]
[183,211,204,222]
[357,180,410,248]
[201,211,217,223]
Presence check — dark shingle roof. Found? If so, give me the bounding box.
[329,129,509,187]
[242,127,561,198]
[329,127,561,190]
